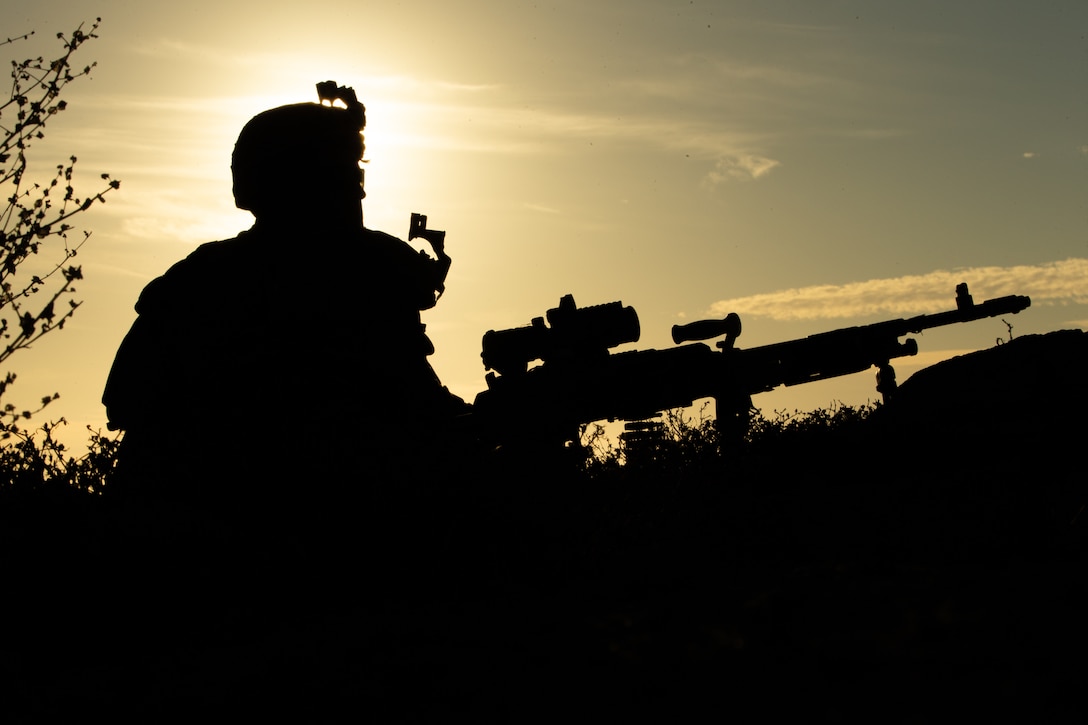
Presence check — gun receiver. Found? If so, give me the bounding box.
[471,284,1031,448]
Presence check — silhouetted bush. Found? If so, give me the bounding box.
[583,400,880,479]
[0,19,121,495]
[0,420,119,492]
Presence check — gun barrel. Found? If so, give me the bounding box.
[727,292,1030,394]
[901,294,1031,334]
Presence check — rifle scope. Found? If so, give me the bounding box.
[481,294,640,376]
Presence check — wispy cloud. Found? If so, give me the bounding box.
[390,98,783,182]
[130,38,323,77]
[709,259,1088,320]
[102,42,789,179]
[130,38,231,62]
[704,154,781,184]
[522,202,561,215]
[436,81,502,93]
[623,52,855,105]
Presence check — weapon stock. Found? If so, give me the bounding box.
[470,284,1031,449]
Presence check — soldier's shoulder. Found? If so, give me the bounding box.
[185,232,260,263]
[357,227,428,268]
[361,227,414,251]
[158,233,255,276]
[134,233,253,314]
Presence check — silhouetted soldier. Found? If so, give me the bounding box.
[103,81,466,515]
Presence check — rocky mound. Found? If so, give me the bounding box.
[885,328,1087,448]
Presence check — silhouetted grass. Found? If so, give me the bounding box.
[4,334,1087,719]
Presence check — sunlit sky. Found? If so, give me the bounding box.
[5,1,1087,451]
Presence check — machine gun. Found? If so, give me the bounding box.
[470,284,1031,449]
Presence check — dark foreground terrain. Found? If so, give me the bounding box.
[3,331,1087,722]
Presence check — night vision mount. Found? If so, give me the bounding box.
[316,80,365,129]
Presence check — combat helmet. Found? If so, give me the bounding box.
[231,81,367,214]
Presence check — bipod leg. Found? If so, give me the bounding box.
[876,361,898,403]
